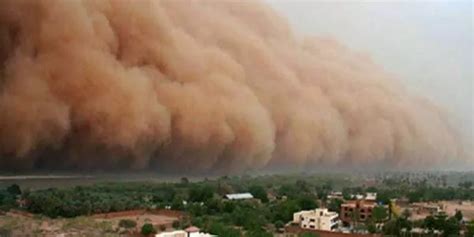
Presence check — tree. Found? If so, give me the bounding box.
[367,221,377,234]
[454,210,463,222]
[372,206,388,223]
[189,185,214,203]
[207,221,241,237]
[249,185,268,203]
[295,180,311,193]
[172,220,180,229]
[181,177,189,185]
[6,184,21,196]
[401,208,411,219]
[246,229,273,237]
[424,215,436,231]
[466,221,474,237]
[223,201,235,213]
[327,199,343,213]
[118,219,137,229]
[297,195,317,210]
[442,217,460,237]
[273,199,300,223]
[141,223,156,235]
[171,198,185,210]
[458,181,472,189]
[383,217,412,236]
[274,220,284,229]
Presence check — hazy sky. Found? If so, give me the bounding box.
[268,0,473,158]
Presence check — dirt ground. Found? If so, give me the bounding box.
[0,210,180,237]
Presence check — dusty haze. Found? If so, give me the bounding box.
[0,0,467,173]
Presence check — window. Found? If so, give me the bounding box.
[309,225,315,229]
[310,219,315,222]
[360,209,365,213]
[360,214,366,219]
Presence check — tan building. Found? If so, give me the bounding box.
[440,201,474,221]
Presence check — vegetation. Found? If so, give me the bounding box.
[141,223,156,235]
[0,171,471,236]
[0,184,20,211]
[118,219,137,229]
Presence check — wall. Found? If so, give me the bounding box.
[285,226,381,237]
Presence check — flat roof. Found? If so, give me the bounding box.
[225,193,254,200]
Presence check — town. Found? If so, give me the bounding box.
[0,171,473,236]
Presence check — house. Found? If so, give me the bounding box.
[410,202,441,220]
[350,192,377,201]
[225,193,254,200]
[440,201,474,221]
[155,230,187,237]
[365,192,377,201]
[327,191,343,200]
[293,208,339,231]
[155,226,215,237]
[186,226,216,237]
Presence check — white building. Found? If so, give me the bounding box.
[351,192,377,201]
[155,230,187,237]
[293,208,339,231]
[155,226,215,237]
[327,191,343,200]
[225,193,254,200]
[365,192,377,201]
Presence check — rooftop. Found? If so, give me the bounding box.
[225,193,254,200]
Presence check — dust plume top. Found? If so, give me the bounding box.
[0,0,465,173]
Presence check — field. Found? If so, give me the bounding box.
[0,209,182,237]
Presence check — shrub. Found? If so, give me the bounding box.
[172,220,180,229]
[118,219,137,229]
[141,223,156,235]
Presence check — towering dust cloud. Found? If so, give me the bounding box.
[0,0,464,172]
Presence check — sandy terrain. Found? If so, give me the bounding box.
[0,210,182,237]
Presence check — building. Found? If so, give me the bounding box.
[340,200,381,224]
[224,193,254,200]
[155,230,187,237]
[293,208,339,231]
[409,202,442,220]
[365,193,377,201]
[155,226,215,237]
[440,201,474,221]
[327,191,344,200]
[350,192,376,201]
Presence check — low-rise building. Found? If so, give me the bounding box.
[155,230,187,237]
[293,208,339,231]
[155,226,215,237]
[340,200,380,224]
[225,193,254,200]
[327,191,344,200]
[440,201,474,221]
[365,192,377,201]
